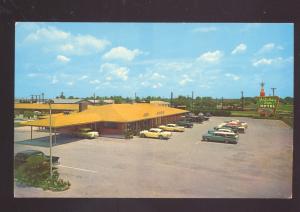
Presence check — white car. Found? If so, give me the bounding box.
[140,128,172,139]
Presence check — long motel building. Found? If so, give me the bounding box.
[19,103,188,138]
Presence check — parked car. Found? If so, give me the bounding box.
[139,128,172,139]
[74,128,99,139]
[218,123,245,133]
[176,120,193,128]
[15,150,60,167]
[185,115,204,123]
[208,128,236,134]
[202,131,239,144]
[227,120,248,128]
[159,124,185,132]
[205,112,212,117]
[198,113,209,121]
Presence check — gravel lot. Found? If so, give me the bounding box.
[14,116,293,198]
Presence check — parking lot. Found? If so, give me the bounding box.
[14,116,293,198]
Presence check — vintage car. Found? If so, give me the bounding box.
[15,150,60,167]
[227,120,248,128]
[214,125,239,133]
[176,120,194,128]
[218,122,245,133]
[208,128,235,134]
[159,124,185,132]
[202,131,239,144]
[198,112,209,121]
[74,128,99,139]
[139,128,172,139]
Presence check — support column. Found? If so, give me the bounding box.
[30,126,33,140]
[54,128,57,145]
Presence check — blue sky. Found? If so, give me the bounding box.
[15,22,294,99]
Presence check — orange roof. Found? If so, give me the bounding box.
[22,103,188,128]
[15,103,79,111]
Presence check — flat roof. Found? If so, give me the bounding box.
[21,103,188,128]
[15,103,79,111]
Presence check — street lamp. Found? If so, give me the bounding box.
[47,99,54,178]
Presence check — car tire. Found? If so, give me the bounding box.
[159,135,163,140]
[140,134,145,138]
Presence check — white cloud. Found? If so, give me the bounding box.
[102,46,142,61]
[152,83,162,89]
[24,25,110,55]
[72,35,110,53]
[25,26,70,42]
[51,75,58,84]
[114,67,129,80]
[78,75,88,80]
[179,74,193,86]
[193,27,217,33]
[60,44,74,51]
[197,50,223,63]
[89,79,100,84]
[56,55,70,63]
[67,82,74,86]
[151,72,166,80]
[231,43,247,54]
[225,73,240,81]
[257,43,283,54]
[252,57,291,67]
[100,63,129,81]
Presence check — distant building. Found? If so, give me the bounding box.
[103,99,115,104]
[87,99,102,104]
[150,101,170,107]
[52,98,90,104]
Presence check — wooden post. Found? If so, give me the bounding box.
[31,126,32,140]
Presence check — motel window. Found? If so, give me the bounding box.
[103,122,118,129]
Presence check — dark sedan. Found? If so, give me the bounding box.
[176,120,194,128]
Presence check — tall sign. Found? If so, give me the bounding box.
[257,96,279,117]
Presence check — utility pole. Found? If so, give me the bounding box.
[93,92,96,104]
[170,91,173,107]
[241,91,244,111]
[191,91,194,112]
[221,97,224,110]
[42,93,44,103]
[271,88,276,96]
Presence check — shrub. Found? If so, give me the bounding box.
[15,155,70,191]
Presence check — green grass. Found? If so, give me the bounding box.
[277,104,293,113]
[230,110,259,117]
[14,122,23,128]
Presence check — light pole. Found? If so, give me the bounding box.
[48,100,54,179]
